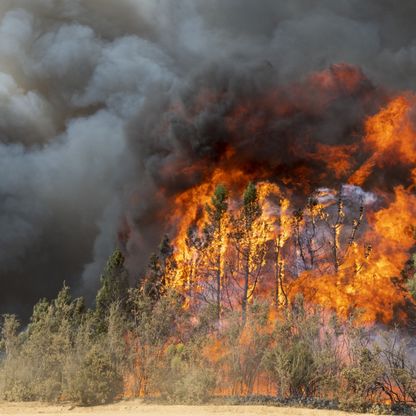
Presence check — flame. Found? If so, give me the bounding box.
[165,177,415,323]
[349,94,416,185]
[157,96,416,325]
[125,65,416,326]
[124,67,416,401]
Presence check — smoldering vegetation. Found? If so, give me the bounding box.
[2,0,416,317]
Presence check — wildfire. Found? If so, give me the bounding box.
[124,65,416,403]
[349,94,416,186]
[130,64,416,326]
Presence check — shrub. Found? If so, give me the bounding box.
[65,344,124,405]
[64,303,127,405]
[220,302,271,395]
[265,297,341,398]
[339,330,416,411]
[153,343,216,403]
[126,288,185,397]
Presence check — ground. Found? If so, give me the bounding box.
[0,400,376,416]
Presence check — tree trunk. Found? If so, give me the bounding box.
[242,246,250,325]
[216,254,221,321]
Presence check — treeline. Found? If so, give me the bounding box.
[1,272,416,411]
[0,183,416,411]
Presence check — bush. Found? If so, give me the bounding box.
[265,297,341,398]
[339,347,384,412]
[0,287,83,402]
[0,286,127,405]
[339,330,416,411]
[65,344,124,405]
[154,343,216,403]
[64,303,127,405]
[126,288,185,397]
[220,302,271,395]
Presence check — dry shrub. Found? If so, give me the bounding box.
[219,302,271,395]
[0,287,127,405]
[125,288,185,397]
[339,329,416,412]
[64,305,127,405]
[264,296,342,399]
[153,343,216,403]
[65,344,124,405]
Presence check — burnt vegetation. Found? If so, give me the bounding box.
[0,182,415,413]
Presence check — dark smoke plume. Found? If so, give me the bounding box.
[0,0,415,318]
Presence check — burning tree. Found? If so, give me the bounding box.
[228,182,269,324]
[189,184,229,320]
[164,178,414,326]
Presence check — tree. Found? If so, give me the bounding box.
[289,190,365,279]
[95,249,129,329]
[229,182,268,325]
[0,315,20,358]
[142,235,176,302]
[201,184,229,320]
[126,287,184,396]
[273,197,290,309]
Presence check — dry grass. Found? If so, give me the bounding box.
[0,400,375,416]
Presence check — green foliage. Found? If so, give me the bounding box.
[243,181,261,228]
[142,253,164,301]
[64,304,126,405]
[125,287,185,396]
[0,281,127,405]
[142,236,176,303]
[66,345,123,405]
[340,347,385,412]
[264,297,341,398]
[0,314,20,355]
[0,284,86,401]
[95,249,129,322]
[206,184,228,224]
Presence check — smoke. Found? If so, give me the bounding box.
[0,0,415,318]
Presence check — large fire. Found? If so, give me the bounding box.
[146,64,416,326]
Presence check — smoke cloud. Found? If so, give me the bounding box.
[0,0,415,318]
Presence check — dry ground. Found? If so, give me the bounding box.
[0,400,378,416]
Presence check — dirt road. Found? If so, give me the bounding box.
[0,400,376,416]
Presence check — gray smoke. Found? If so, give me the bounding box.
[0,0,415,318]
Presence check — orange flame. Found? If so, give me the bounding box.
[159,92,416,325]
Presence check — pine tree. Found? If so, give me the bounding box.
[142,236,176,302]
[95,249,129,330]
[203,184,229,320]
[158,234,176,287]
[229,182,266,325]
[142,253,164,301]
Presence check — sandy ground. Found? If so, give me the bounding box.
[0,400,377,416]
